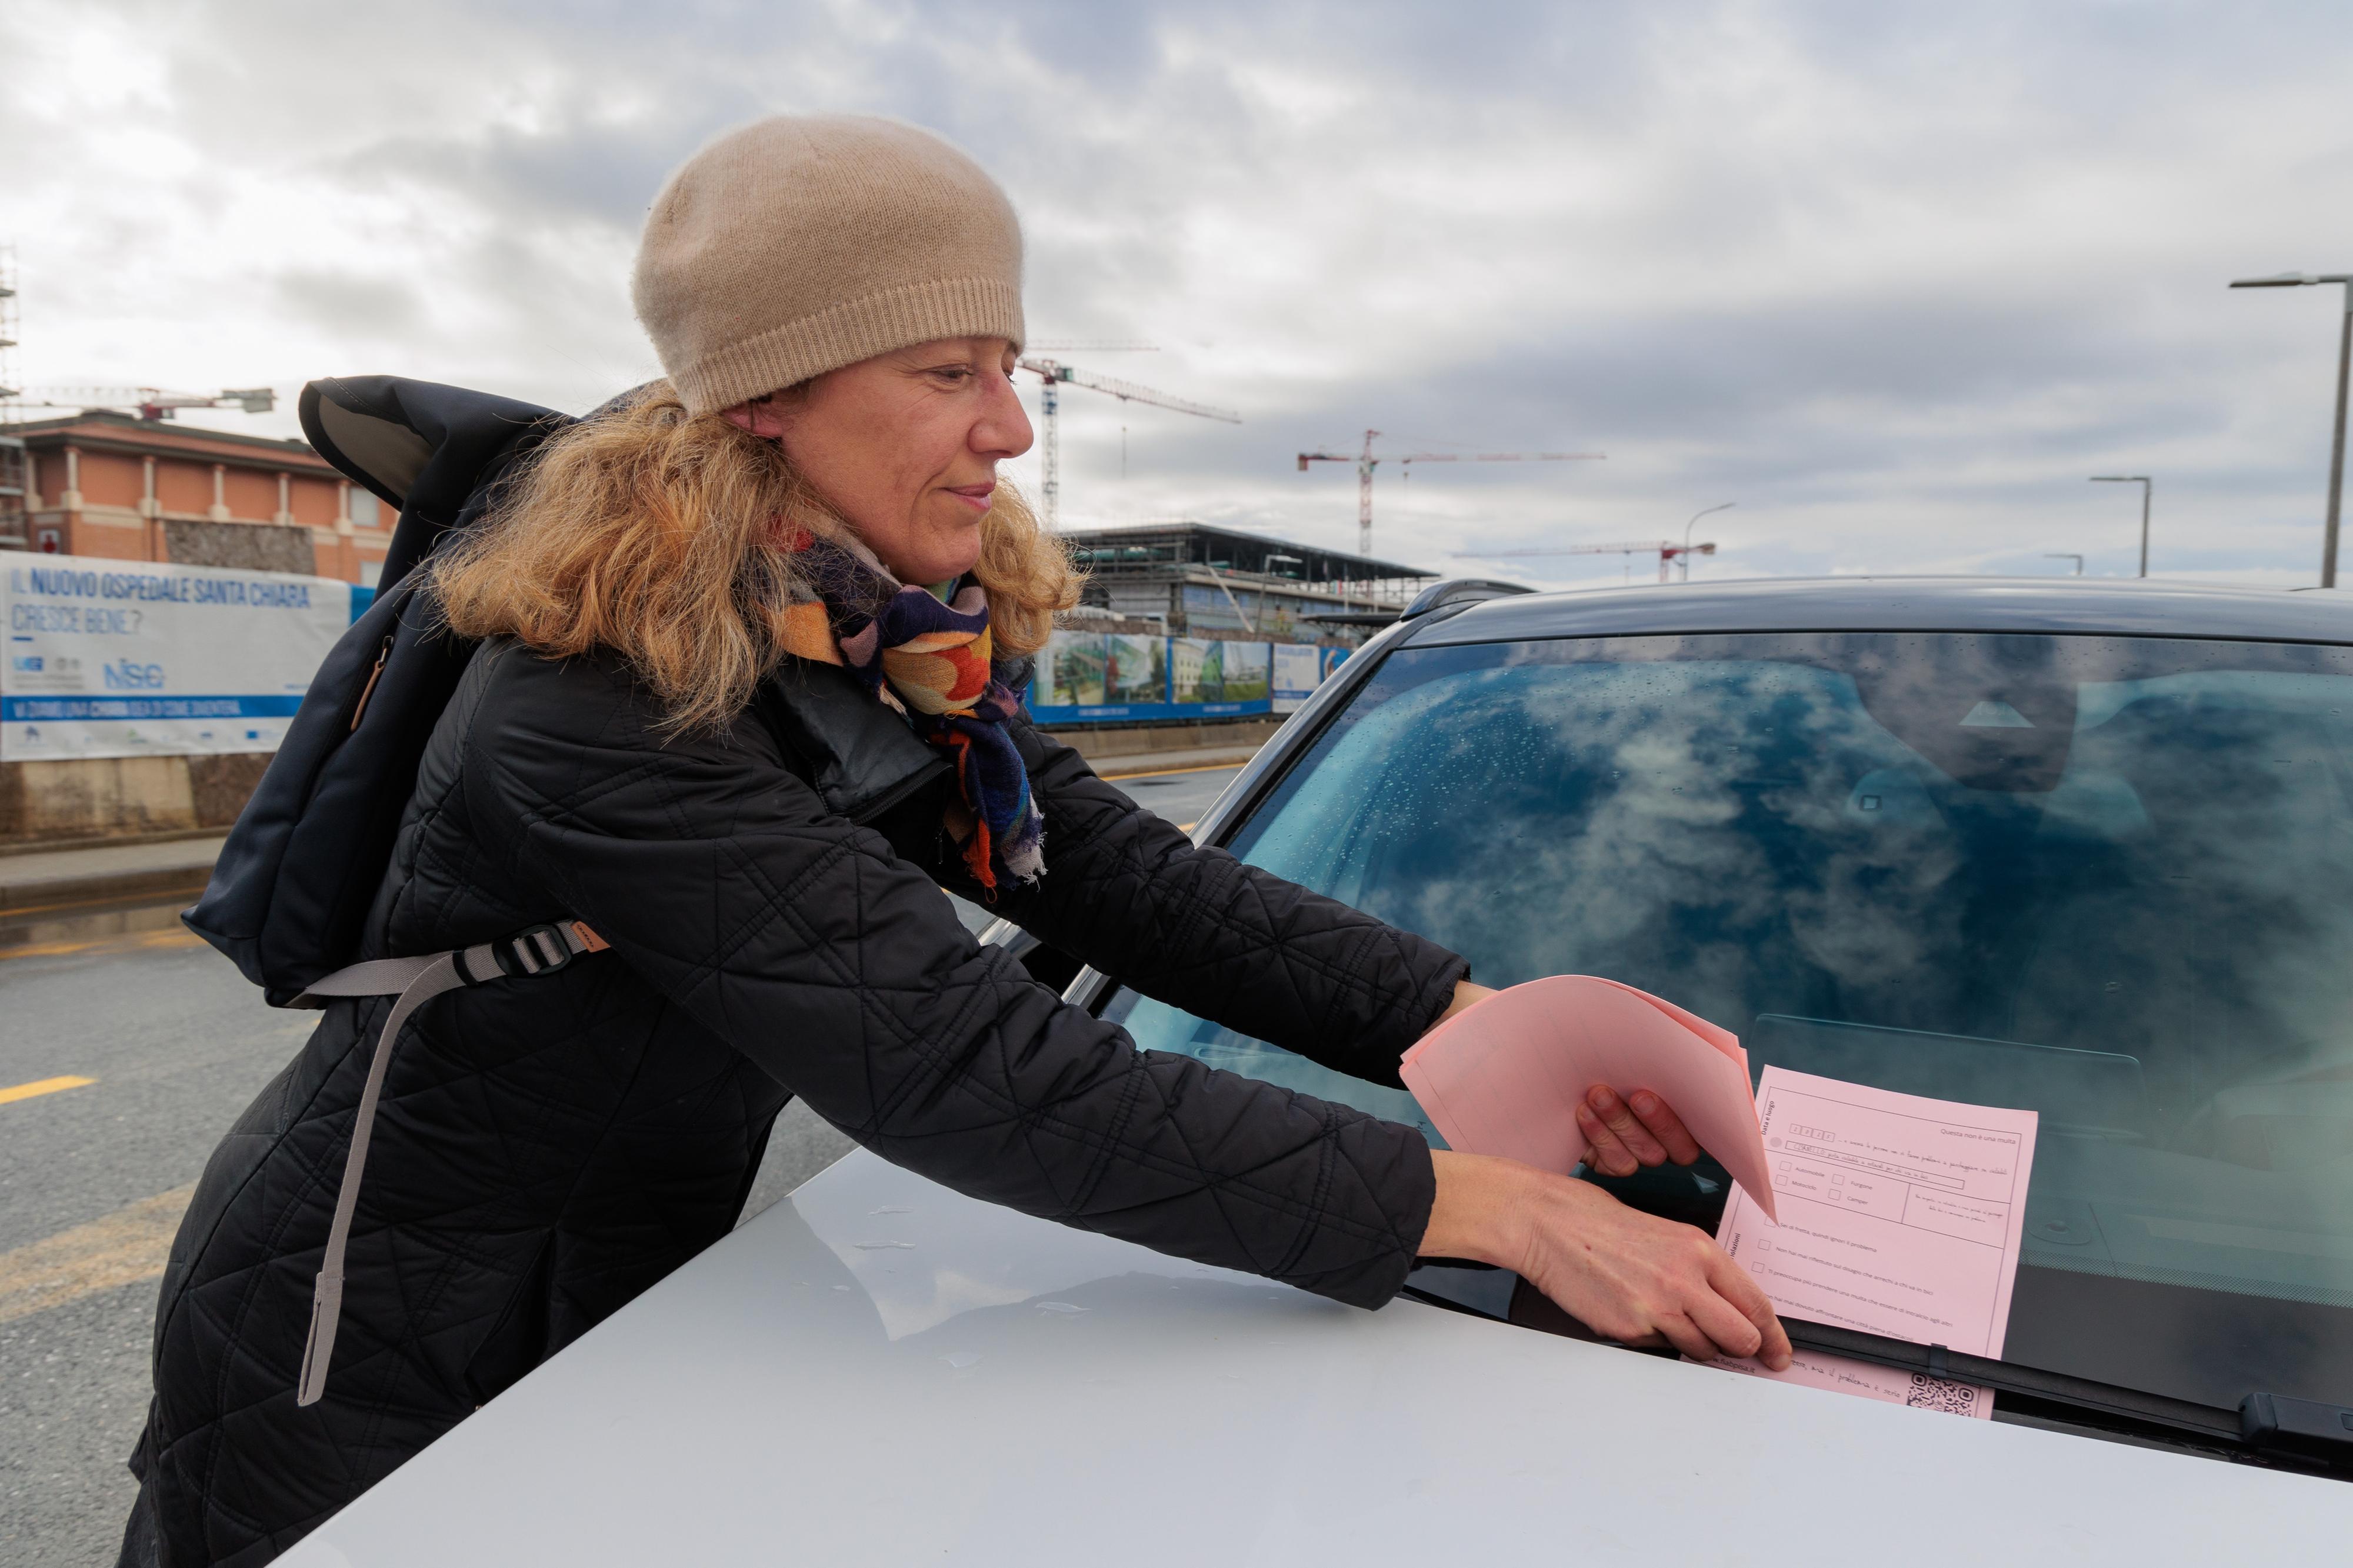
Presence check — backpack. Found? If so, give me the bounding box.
[182,375,605,1404]
[182,375,571,1001]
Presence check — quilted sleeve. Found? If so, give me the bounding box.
[965,722,1470,1090]
[460,650,1436,1310]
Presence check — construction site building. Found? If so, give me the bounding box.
[2,411,392,582]
[1062,521,1438,642]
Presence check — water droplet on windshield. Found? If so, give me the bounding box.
[942,1351,982,1369]
[869,1206,914,1215]
[855,1240,916,1250]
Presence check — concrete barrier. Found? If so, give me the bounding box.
[0,754,270,847]
[1,719,1278,848]
[1045,716,1283,763]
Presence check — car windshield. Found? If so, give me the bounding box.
[1100,630,2353,1415]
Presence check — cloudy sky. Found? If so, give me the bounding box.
[5,0,2350,588]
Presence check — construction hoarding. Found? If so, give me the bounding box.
[4,552,367,760]
[1028,630,1328,724]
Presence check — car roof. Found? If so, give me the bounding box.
[1403,575,2353,649]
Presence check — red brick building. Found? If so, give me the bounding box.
[5,411,394,583]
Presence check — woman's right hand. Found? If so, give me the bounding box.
[1419,1149,1793,1370]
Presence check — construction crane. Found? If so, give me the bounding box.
[1018,357,1239,529]
[1297,429,1604,555]
[17,385,276,421]
[1454,538,1718,583]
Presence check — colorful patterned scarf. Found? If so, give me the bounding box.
[776,529,1045,890]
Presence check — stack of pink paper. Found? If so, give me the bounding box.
[1399,976,1778,1222]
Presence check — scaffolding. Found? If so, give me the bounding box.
[1061,521,1441,638]
[1,245,24,548]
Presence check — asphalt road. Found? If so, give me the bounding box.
[0,761,1239,1567]
[1091,759,1244,836]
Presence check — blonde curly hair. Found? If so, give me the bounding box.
[433,381,1079,734]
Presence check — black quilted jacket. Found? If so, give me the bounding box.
[125,638,1468,1566]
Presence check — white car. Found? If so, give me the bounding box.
[284,578,2353,1564]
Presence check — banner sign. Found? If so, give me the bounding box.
[1212,640,1271,705]
[1272,643,1322,713]
[1033,629,1179,722]
[4,553,364,760]
[1039,630,1108,708]
[1105,633,1165,708]
[1029,630,1336,725]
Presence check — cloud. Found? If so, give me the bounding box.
[4,0,2350,585]
[274,269,426,339]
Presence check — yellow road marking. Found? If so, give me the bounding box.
[0,1075,96,1106]
[1098,759,1250,781]
[0,1185,195,1325]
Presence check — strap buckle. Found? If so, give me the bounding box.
[491,922,590,980]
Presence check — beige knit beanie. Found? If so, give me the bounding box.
[632,115,1025,416]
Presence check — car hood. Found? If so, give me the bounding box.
[282,1151,2350,1566]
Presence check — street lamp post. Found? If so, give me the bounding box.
[2231,271,2352,588]
[2089,475,2152,577]
[2044,552,2084,576]
[1682,502,1734,581]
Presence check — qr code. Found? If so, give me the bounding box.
[1904,1373,1981,1416]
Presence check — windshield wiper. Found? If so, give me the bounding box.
[1407,1273,2353,1474]
[1781,1317,2353,1473]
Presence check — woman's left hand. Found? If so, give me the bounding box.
[1576,1086,1702,1177]
[1423,979,1708,1178]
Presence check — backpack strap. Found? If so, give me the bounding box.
[293,920,609,1407]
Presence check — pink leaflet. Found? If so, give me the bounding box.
[1401,976,1777,1222]
[1705,1066,2041,1419]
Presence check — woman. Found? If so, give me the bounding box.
[122,115,1788,1567]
